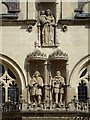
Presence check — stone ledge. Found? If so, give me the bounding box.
[0,19,37,26]
[2,110,90,118]
[58,19,90,25]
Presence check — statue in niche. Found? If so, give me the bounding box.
[29,71,43,105]
[52,71,65,106]
[39,9,55,45]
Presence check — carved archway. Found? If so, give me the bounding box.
[0,2,8,14]
[0,54,26,90]
[69,54,90,99]
[48,47,69,106]
[24,45,47,105]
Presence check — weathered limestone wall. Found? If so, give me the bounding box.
[0,1,90,103]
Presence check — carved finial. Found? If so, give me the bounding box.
[34,41,39,48]
[57,42,60,48]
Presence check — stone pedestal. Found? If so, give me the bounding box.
[2,111,90,120]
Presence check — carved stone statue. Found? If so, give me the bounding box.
[29,71,43,105]
[52,71,65,105]
[39,9,55,45]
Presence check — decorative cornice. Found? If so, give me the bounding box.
[2,111,90,118]
[0,19,37,26]
[49,48,68,61]
[0,14,18,20]
[58,19,90,25]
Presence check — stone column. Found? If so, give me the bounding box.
[28,0,36,19]
[60,0,62,19]
[5,86,8,102]
[37,23,41,46]
[48,62,52,109]
[55,1,59,46]
[56,0,60,22]
[26,63,31,105]
[65,61,69,105]
[20,0,27,20]
[44,61,48,104]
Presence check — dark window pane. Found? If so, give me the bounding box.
[80,68,87,78]
[78,81,87,102]
[8,82,19,103]
[8,68,16,79]
[2,88,5,103]
[0,64,5,77]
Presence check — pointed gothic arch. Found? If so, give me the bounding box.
[69,54,90,100]
[0,54,26,90]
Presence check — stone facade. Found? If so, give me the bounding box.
[0,0,90,120]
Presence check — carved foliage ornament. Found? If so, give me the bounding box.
[25,48,47,61]
[49,48,68,61]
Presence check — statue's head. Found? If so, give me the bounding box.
[34,71,40,77]
[46,9,51,15]
[56,71,61,76]
[40,10,45,15]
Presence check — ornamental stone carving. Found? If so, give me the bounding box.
[49,48,68,61]
[51,71,65,107]
[25,49,47,61]
[29,71,43,107]
[39,9,55,46]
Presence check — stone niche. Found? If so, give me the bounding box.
[74,1,90,19]
[35,1,56,18]
[35,1,57,47]
[48,48,68,106]
[25,45,69,109]
[0,0,20,19]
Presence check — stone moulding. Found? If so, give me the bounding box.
[58,19,90,25]
[49,48,68,61]
[2,110,90,118]
[0,20,37,26]
[75,13,90,19]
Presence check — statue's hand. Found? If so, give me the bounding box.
[37,84,42,88]
[33,82,37,86]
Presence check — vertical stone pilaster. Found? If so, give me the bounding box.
[44,61,48,102]
[26,65,31,105]
[48,62,52,108]
[28,1,36,19]
[5,87,8,102]
[65,61,69,105]
[20,0,27,20]
[55,0,62,46]
[56,0,60,22]
[60,0,62,19]
[66,61,69,86]
[37,23,41,46]
[55,1,58,46]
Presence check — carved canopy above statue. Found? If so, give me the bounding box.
[25,48,46,61]
[24,47,46,72]
[49,48,68,61]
